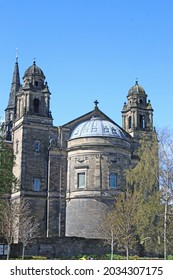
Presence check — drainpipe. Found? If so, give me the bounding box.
[46,145,51,238]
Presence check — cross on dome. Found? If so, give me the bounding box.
[94,99,99,108]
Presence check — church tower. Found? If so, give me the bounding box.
[122,81,154,139]
[11,60,54,237]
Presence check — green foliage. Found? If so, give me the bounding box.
[126,133,159,194]
[0,133,17,200]
[124,134,165,255]
[134,192,164,254]
[103,132,170,258]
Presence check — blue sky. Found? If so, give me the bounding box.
[0,0,173,129]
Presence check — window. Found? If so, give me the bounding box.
[77,172,86,188]
[112,128,117,135]
[104,126,109,133]
[33,178,41,191]
[33,98,39,113]
[9,113,13,121]
[34,141,40,152]
[139,115,145,128]
[109,172,117,189]
[128,116,132,129]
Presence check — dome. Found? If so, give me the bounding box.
[23,61,45,79]
[70,117,126,139]
[128,81,146,96]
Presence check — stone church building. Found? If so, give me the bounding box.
[4,58,154,240]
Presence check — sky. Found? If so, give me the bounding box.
[0,0,173,129]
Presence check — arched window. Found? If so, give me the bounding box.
[139,115,145,128]
[128,116,132,129]
[33,98,39,113]
[9,113,13,121]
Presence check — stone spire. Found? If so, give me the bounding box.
[4,55,21,141]
[7,56,21,109]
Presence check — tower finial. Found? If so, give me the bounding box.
[135,78,138,85]
[16,48,19,63]
[94,99,99,108]
[33,58,36,65]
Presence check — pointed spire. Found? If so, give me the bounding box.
[16,48,19,63]
[4,52,21,140]
[7,54,21,108]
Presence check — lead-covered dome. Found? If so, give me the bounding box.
[128,81,146,96]
[23,61,45,79]
[70,117,126,139]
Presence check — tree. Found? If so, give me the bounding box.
[125,133,163,256]
[126,130,173,258]
[0,198,40,259]
[133,191,163,255]
[0,127,17,208]
[101,209,119,260]
[103,190,140,259]
[103,130,173,258]
[126,133,159,194]
[158,128,173,259]
[0,200,19,259]
[18,199,40,259]
[102,134,161,258]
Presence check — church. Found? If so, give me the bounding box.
[4,58,154,240]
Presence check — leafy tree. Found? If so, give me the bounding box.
[102,133,161,258]
[126,130,173,258]
[126,133,159,194]
[102,130,173,258]
[0,128,17,205]
[125,133,163,255]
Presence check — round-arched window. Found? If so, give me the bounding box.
[33,98,39,113]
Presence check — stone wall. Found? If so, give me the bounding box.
[10,237,109,259]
